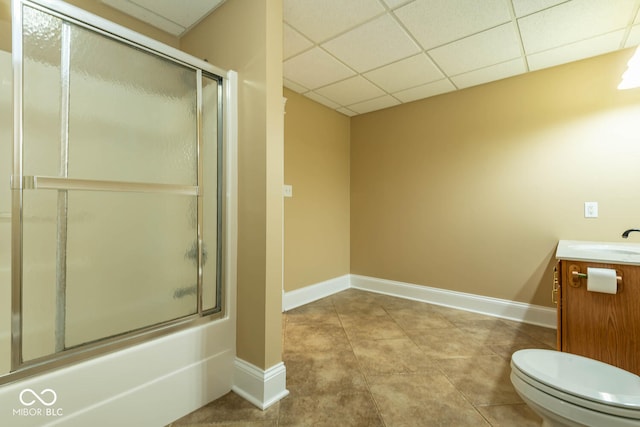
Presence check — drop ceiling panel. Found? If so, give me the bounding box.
[393,79,456,103]
[304,91,342,110]
[450,58,526,89]
[364,54,444,93]
[518,0,636,54]
[102,0,184,35]
[626,25,640,47]
[511,0,566,17]
[322,14,420,73]
[283,78,308,94]
[128,0,222,27]
[337,107,358,117]
[283,0,384,43]
[101,0,224,36]
[284,24,313,60]
[381,0,413,9]
[527,30,626,70]
[349,95,401,114]
[114,0,640,116]
[429,24,521,76]
[395,0,512,50]
[315,76,386,106]
[284,47,356,90]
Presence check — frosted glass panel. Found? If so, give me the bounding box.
[22,191,59,361]
[201,75,220,312]
[0,51,12,373]
[64,191,197,348]
[13,2,223,368]
[67,25,197,185]
[22,6,62,178]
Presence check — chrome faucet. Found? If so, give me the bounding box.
[621,229,640,238]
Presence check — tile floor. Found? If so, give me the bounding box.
[170,289,556,426]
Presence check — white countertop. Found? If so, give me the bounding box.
[556,240,640,265]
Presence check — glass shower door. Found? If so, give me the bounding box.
[15,3,220,365]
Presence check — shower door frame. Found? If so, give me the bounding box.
[7,0,237,382]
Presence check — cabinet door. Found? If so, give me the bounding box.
[561,261,640,375]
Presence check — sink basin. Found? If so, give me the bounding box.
[557,240,640,265]
[567,244,640,256]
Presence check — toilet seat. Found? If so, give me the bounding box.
[511,349,640,420]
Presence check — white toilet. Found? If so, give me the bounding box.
[510,349,640,427]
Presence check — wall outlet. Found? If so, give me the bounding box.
[584,201,598,218]
[283,184,293,198]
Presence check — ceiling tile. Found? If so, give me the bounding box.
[348,95,401,114]
[337,107,358,117]
[283,0,384,43]
[101,0,185,35]
[511,0,566,17]
[393,79,456,102]
[283,47,355,90]
[315,76,385,105]
[322,14,421,73]
[381,0,413,10]
[283,78,309,93]
[625,25,640,47]
[527,30,626,70]
[429,24,521,76]
[128,0,225,27]
[450,58,526,89]
[394,0,512,50]
[284,24,313,60]
[304,92,342,109]
[101,0,224,36]
[518,0,636,54]
[364,53,444,93]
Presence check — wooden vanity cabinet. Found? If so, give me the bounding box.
[556,260,640,375]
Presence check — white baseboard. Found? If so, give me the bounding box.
[283,274,556,329]
[232,358,289,410]
[351,275,556,329]
[282,274,350,311]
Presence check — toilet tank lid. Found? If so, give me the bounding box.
[512,349,640,409]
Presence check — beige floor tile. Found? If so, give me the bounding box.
[408,327,495,358]
[451,319,529,345]
[477,403,543,426]
[368,373,490,426]
[170,392,278,426]
[437,355,523,405]
[502,320,558,349]
[285,350,367,396]
[339,313,407,341]
[377,295,439,311]
[429,305,496,322]
[386,306,455,331]
[285,302,341,325]
[351,337,440,375]
[278,392,384,427]
[283,322,352,356]
[172,289,552,426]
[490,338,554,361]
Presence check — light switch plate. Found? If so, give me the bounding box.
[584,201,598,218]
[283,185,293,198]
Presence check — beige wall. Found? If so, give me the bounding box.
[181,0,284,370]
[351,48,640,308]
[283,88,350,291]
